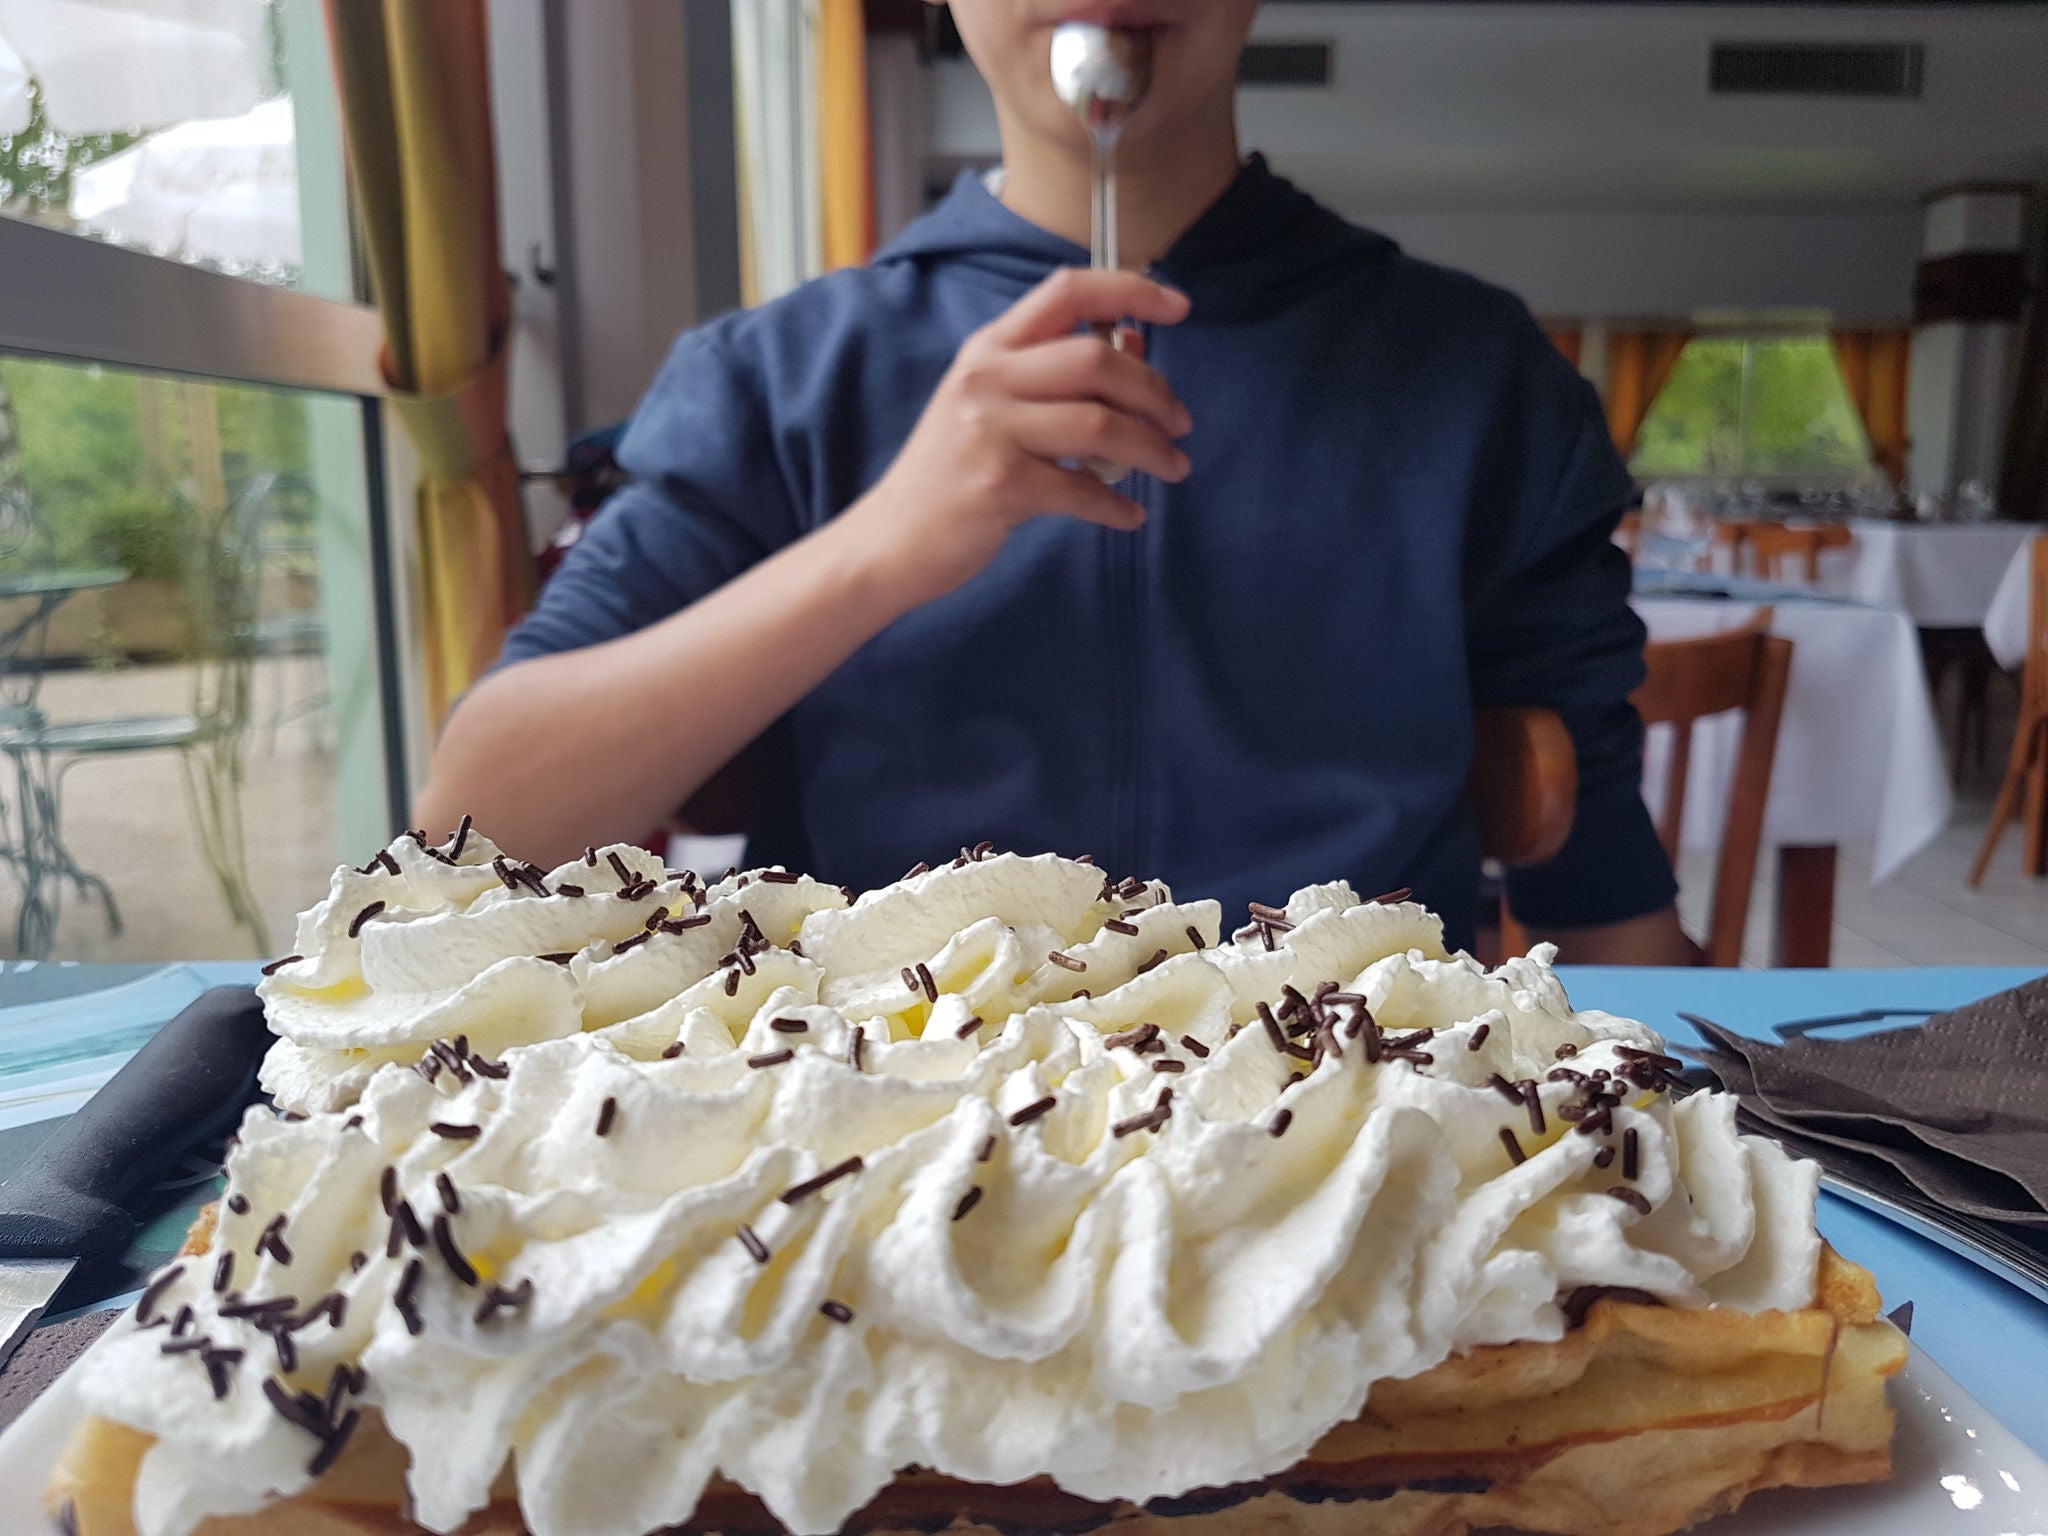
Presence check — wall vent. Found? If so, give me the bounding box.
[1239,41,1332,88]
[1709,42,1923,98]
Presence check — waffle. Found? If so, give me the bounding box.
[47,1221,1904,1536]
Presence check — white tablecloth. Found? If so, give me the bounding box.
[1984,532,2039,670]
[1814,520,2037,628]
[1632,596,1952,882]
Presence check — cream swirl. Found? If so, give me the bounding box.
[82,843,1821,1536]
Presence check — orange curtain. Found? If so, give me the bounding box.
[1543,324,1583,371]
[325,0,532,724]
[1834,329,1913,488]
[1604,330,1693,458]
[818,0,875,270]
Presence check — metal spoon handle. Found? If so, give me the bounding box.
[1085,128,1131,480]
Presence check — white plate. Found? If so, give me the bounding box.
[0,1338,2041,1535]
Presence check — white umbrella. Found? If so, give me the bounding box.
[67,95,297,269]
[0,0,267,136]
[0,30,29,135]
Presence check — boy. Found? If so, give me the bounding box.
[416,0,1688,961]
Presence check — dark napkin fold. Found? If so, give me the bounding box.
[1679,975,2048,1230]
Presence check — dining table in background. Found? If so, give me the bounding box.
[1984,530,2042,671]
[1812,519,2037,630]
[1631,585,1953,967]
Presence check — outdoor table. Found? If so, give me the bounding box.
[1983,530,2040,671]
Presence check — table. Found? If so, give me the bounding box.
[1984,531,2039,671]
[1813,520,2036,628]
[0,961,2042,1463]
[1632,592,1954,965]
[0,567,132,957]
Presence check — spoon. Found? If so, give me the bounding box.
[1051,22,1156,480]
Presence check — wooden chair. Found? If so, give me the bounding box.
[1471,707,1578,962]
[1970,535,2048,884]
[1631,615,1795,966]
[1717,520,1854,584]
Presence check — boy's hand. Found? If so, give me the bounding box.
[843,267,1193,609]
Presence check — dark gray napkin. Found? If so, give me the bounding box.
[1680,975,2048,1229]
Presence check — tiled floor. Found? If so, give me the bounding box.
[1676,671,2048,969]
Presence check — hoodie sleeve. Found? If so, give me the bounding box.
[498,324,800,665]
[1465,327,1678,930]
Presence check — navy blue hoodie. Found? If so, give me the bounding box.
[502,157,1675,947]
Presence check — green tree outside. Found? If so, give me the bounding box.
[1631,336,1880,482]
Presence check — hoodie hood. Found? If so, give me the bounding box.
[873,153,1398,324]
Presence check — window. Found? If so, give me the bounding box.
[0,0,323,289]
[1629,336,1882,484]
[0,0,410,963]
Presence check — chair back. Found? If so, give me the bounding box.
[1632,615,1794,966]
[2026,534,2048,718]
[1472,707,1578,868]
[1719,520,1853,584]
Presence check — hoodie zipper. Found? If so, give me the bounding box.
[1108,313,1157,882]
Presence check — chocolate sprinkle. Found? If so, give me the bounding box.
[1555,1043,1580,1060]
[1486,1073,1523,1105]
[846,1028,865,1072]
[952,1186,984,1222]
[474,1278,535,1325]
[1180,1035,1210,1059]
[977,1134,999,1163]
[780,1156,864,1205]
[1468,1023,1491,1051]
[737,1225,771,1264]
[436,1171,461,1214]
[378,1166,399,1215]
[1105,919,1141,936]
[770,1017,809,1033]
[431,1214,479,1286]
[900,965,918,993]
[1524,1084,1547,1137]
[1047,950,1086,973]
[430,1121,482,1140]
[748,1048,795,1069]
[595,1097,618,1137]
[1105,1022,1161,1052]
[761,869,801,884]
[1151,1059,1185,1074]
[661,1041,686,1059]
[227,1192,250,1215]
[1593,1145,1616,1170]
[1135,948,1169,974]
[1185,925,1207,950]
[1269,1108,1293,1138]
[902,861,930,880]
[820,1299,855,1324]
[916,963,939,1003]
[1623,1127,1640,1181]
[263,1377,327,1437]
[1499,1127,1527,1165]
[212,1251,234,1294]
[202,1347,240,1399]
[169,1306,195,1337]
[1009,1095,1057,1127]
[309,1408,361,1477]
[956,1016,985,1039]
[1373,887,1413,905]
[260,954,303,976]
[387,1199,425,1258]
[346,902,385,938]
[257,1215,293,1266]
[1112,1105,1171,1138]
[723,968,741,996]
[1607,1186,1652,1214]
[449,814,473,859]
[556,883,584,898]
[610,931,650,955]
[160,1335,211,1356]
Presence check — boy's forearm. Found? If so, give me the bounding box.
[413,512,912,862]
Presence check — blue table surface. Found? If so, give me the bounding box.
[4,961,2045,1456]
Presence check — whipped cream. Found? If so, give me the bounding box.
[81,839,1822,1536]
